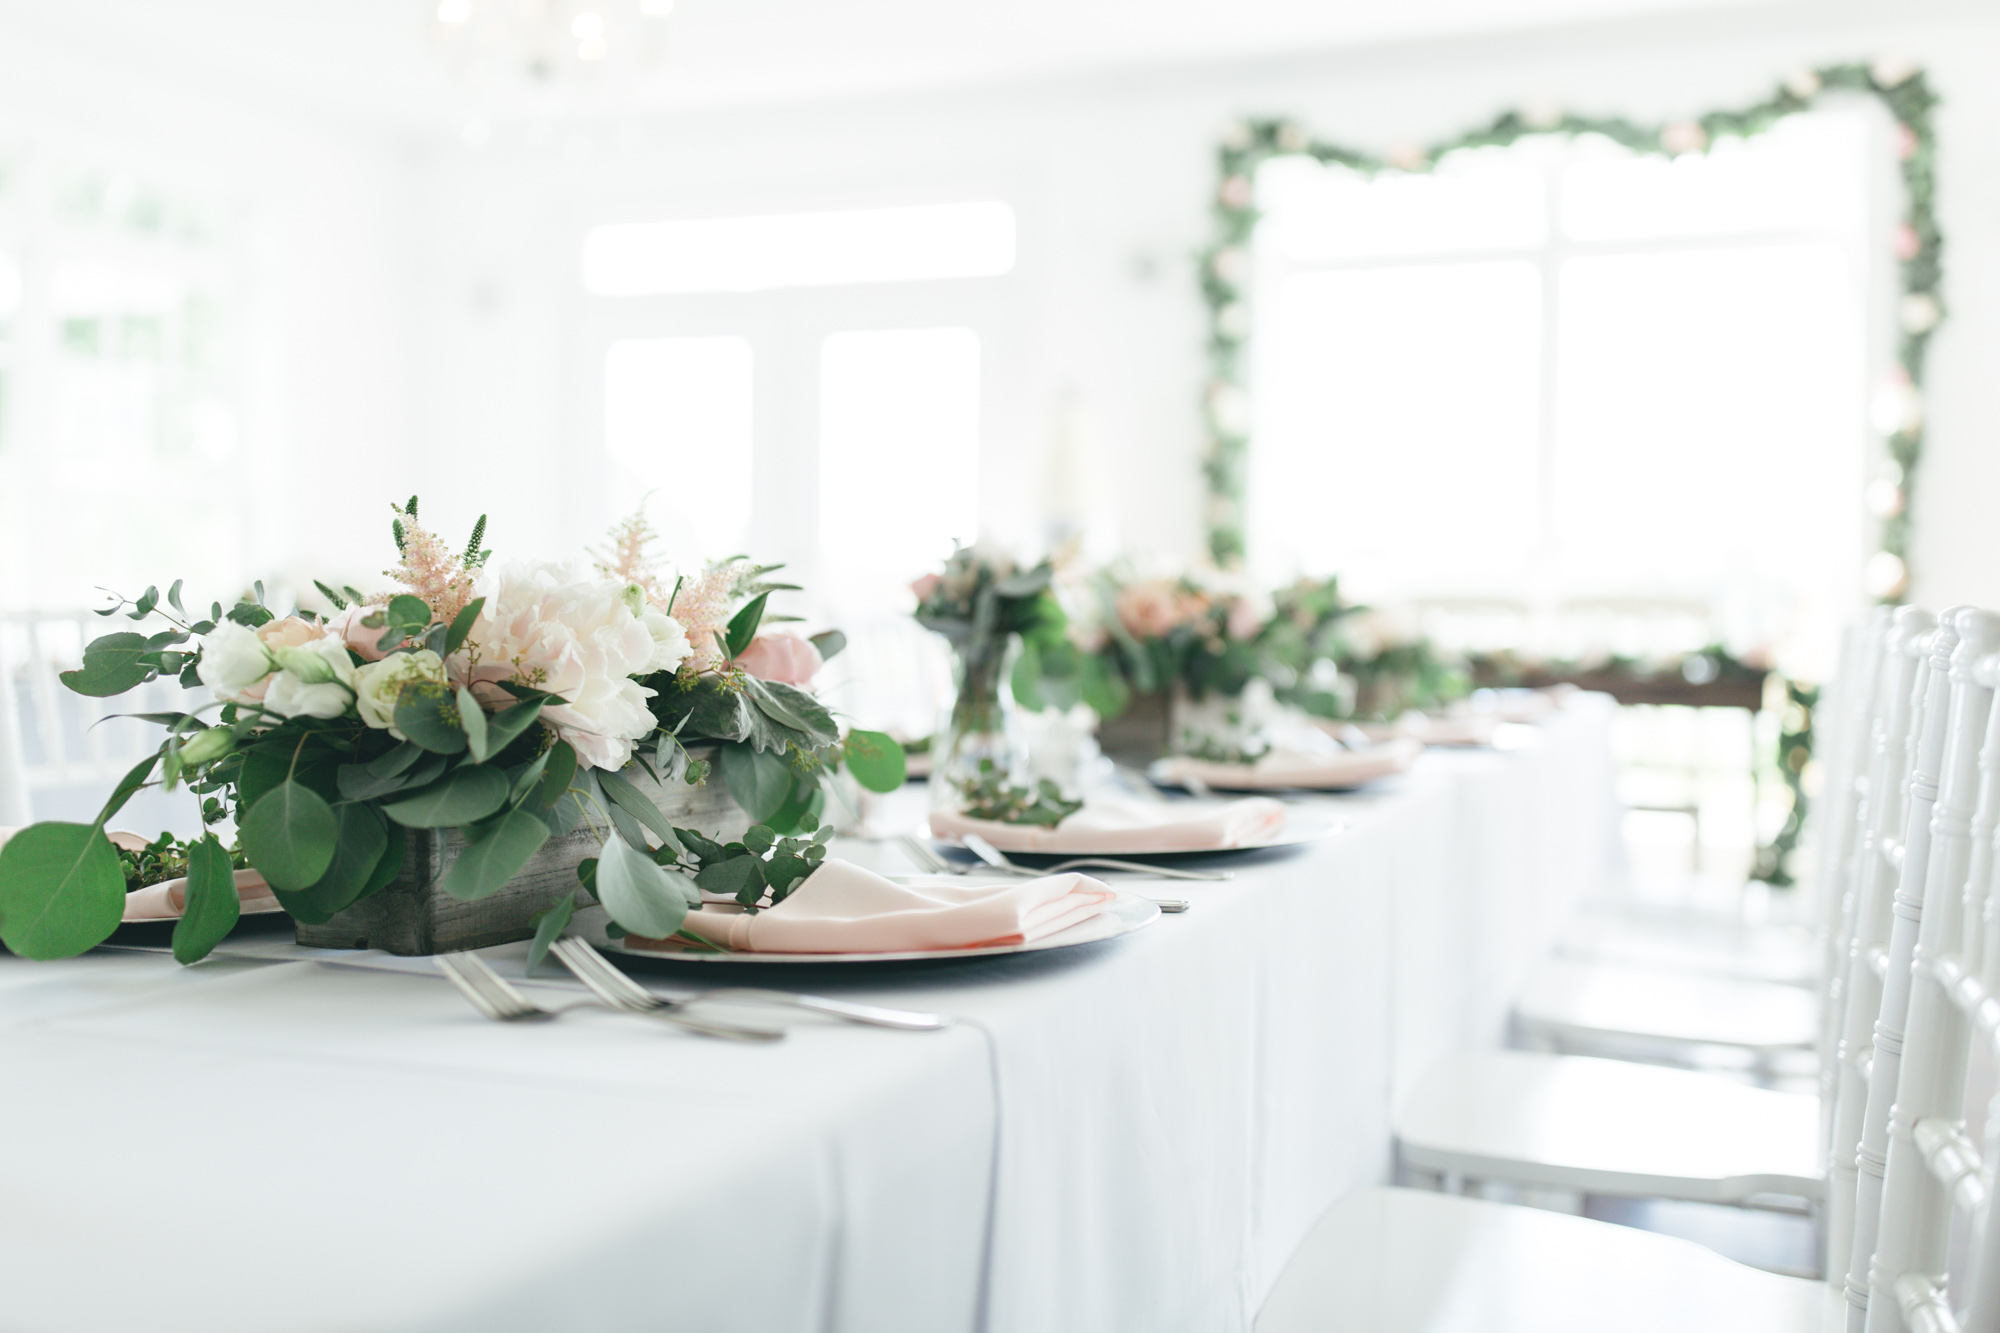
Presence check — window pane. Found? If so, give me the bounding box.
[603,336,753,562]
[583,201,1016,296]
[818,327,979,611]
[1561,111,1871,241]
[1249,261,1543,596]
[1258,147,1548,262]
[1552,244,1864,668]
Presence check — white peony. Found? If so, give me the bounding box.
[195,621,275,698]
[353,650,448,736]
[460,561,666,771]
[262,636,357,720]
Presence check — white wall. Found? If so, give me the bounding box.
[411,0,2000,623]
[0,23,422,606]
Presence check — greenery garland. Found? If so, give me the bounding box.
[1199,59,1942,592]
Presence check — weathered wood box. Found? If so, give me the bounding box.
[295,747,749,956]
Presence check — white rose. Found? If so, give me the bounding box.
[195,621,275,699]
[262,637,357,720]
[353,649,448,735]
[640,608,692,676]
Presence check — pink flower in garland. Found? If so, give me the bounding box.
[377,505,477,623]
[671,560,745,673]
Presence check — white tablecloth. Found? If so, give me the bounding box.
[0,697,1617,1333]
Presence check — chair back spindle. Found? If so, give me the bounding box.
[1832,607,1940,1283]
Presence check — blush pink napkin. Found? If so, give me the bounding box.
[927,794,1286,854]
[122,870,277,922]
[656,858,1116,954]
[1155,738,1422,792]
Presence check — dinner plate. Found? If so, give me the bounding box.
[584,889,1160,964]
[925,809,1343,864]
[1149,739,1421,793]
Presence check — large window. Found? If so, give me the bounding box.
[1247,110,1876,677]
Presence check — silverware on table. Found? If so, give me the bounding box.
[960,833,1219,893]
[435,951,784,1042]
[552,938,951,1031]
[896,833,956,875]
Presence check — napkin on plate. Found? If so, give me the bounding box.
[928,794,1285,854]
[649,857,1117,954]
[1157,737,1423,792]
[123,870,278,922]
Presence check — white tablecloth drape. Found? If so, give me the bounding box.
[0,696,1617,1333]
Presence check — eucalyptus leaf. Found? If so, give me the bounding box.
[93,752,160,828]
[536,741,578,809]
[0,823,127,959]
[597,768,684,857]
[272,804,388,924]
[59,633,157,697]
[365,741,422,779]
[594,833,691,939]
[716,742,795,825]
[744,677,839,747]
[606,800,650,853]
[693,854,766,909]
[507,748,554,806]
[394,682,468,755]
[438,808,550,901]
[239,781,340,891]
[171,834,242,964]
[842,730,907,792]
[525,895,576,974]
[444,597,485,656]
[481,696,546,757]
[457,687,490,762]
[380,765,509,828]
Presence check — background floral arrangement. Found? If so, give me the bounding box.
[0,497,904,966]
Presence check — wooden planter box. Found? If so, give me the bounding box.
[295,747,749,956]
[1095,689,1172,765]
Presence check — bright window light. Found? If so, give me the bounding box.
[818,327,980,610]
[582,201,1016,296]
[603,336,754,561]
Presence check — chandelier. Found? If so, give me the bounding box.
[430,0,676,118]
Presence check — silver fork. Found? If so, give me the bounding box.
[896,833,956,874]
[551,938,950,1032]
[961,833,1222,890]
[435,951,784,1042]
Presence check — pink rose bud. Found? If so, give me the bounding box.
[911,573,943,603]
[733,634,824,687]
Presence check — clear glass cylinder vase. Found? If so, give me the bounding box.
[931,632,1024,812]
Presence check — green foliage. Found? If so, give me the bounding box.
[724,591,770,658]
[0,823,127,959]
[380,764,509,828]
[393,682,468,755]
[172,834,241,964]
[271,803,388,924]
[953,759,1082,827]
[842,730,906,791]
[115,829,247,891]
[238,781,340,891]
[678,816,827,911]
[438,808,551,901]
[525,894,575,973]
[717,742,798,826]
[594,831,692,939]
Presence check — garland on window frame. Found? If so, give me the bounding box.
[1200,61,1940,887]
[1199,59,1941,593]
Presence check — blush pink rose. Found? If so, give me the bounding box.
[733,634,824,687]
[910,573,943,604]
[322,606,389,663]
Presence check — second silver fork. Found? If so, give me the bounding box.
[436,951,783,1042]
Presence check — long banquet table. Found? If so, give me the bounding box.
[0,697,1617,1333]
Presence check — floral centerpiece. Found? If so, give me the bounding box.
[912,546,1064,810]
[0,498,904,966]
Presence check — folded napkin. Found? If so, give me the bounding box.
[928,794,1285,854]
[653,857,1116,954]
[1158,737,1422,792]
[123,870,277,922]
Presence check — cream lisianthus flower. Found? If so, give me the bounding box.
[262,637,357,720]
[461,561,665,771]
[195,621,275,699]
[353,650,448,736]
[639,607,692,676]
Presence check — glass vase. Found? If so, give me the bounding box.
[931,632,1024,812]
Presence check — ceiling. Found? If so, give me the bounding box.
[0,0,1828,136]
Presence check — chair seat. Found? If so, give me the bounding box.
[1514,959,1820,1056]
[1556,907,1820,987]
[1395,1050,1821,1202]
[1255,1188,1840,1332]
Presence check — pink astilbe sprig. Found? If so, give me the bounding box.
[672,558,747,674]
[375,499,480,624]
[590,504,669,605]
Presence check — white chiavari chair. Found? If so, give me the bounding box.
[1839,608,1990,1328]
[1829,606,1941,1280]
[1849,610,2000,1333]
[1392,615,1901,1239]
